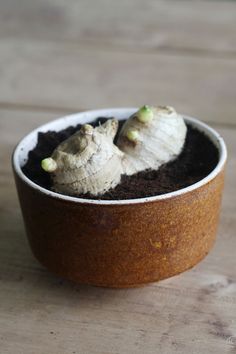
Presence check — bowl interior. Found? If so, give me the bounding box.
[13,108,227,205]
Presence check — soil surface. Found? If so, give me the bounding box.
[22,117,219,200]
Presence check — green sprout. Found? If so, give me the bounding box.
[126,129,139,142]
[136,105,154,123]
[41,158,57,172]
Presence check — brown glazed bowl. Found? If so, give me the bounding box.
[12,109,227,288]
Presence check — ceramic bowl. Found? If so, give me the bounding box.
[12,108,227,288]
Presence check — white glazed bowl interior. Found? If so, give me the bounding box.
[13,108,227,205]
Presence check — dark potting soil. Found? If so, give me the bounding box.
[22,117,219,200]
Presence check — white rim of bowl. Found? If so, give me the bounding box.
[13,108,227,205]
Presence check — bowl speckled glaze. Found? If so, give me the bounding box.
[12,109,227,288]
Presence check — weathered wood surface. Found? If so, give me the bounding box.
[0,0,236,352]
[0,0,236,123]
[0,39,236,124]
[0,109,236,354]
[0,0,236,54]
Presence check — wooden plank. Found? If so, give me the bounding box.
[0,39,236,125]
[0,0,236,55]
[0,108,236,354]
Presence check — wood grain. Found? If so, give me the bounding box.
[0,0,236,55]
[0,39,236,124]
[0,108,236,354]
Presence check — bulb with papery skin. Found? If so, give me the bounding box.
[46,119,124,196]
[117,105,187,175]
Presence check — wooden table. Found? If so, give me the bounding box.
[1,1,236,353]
